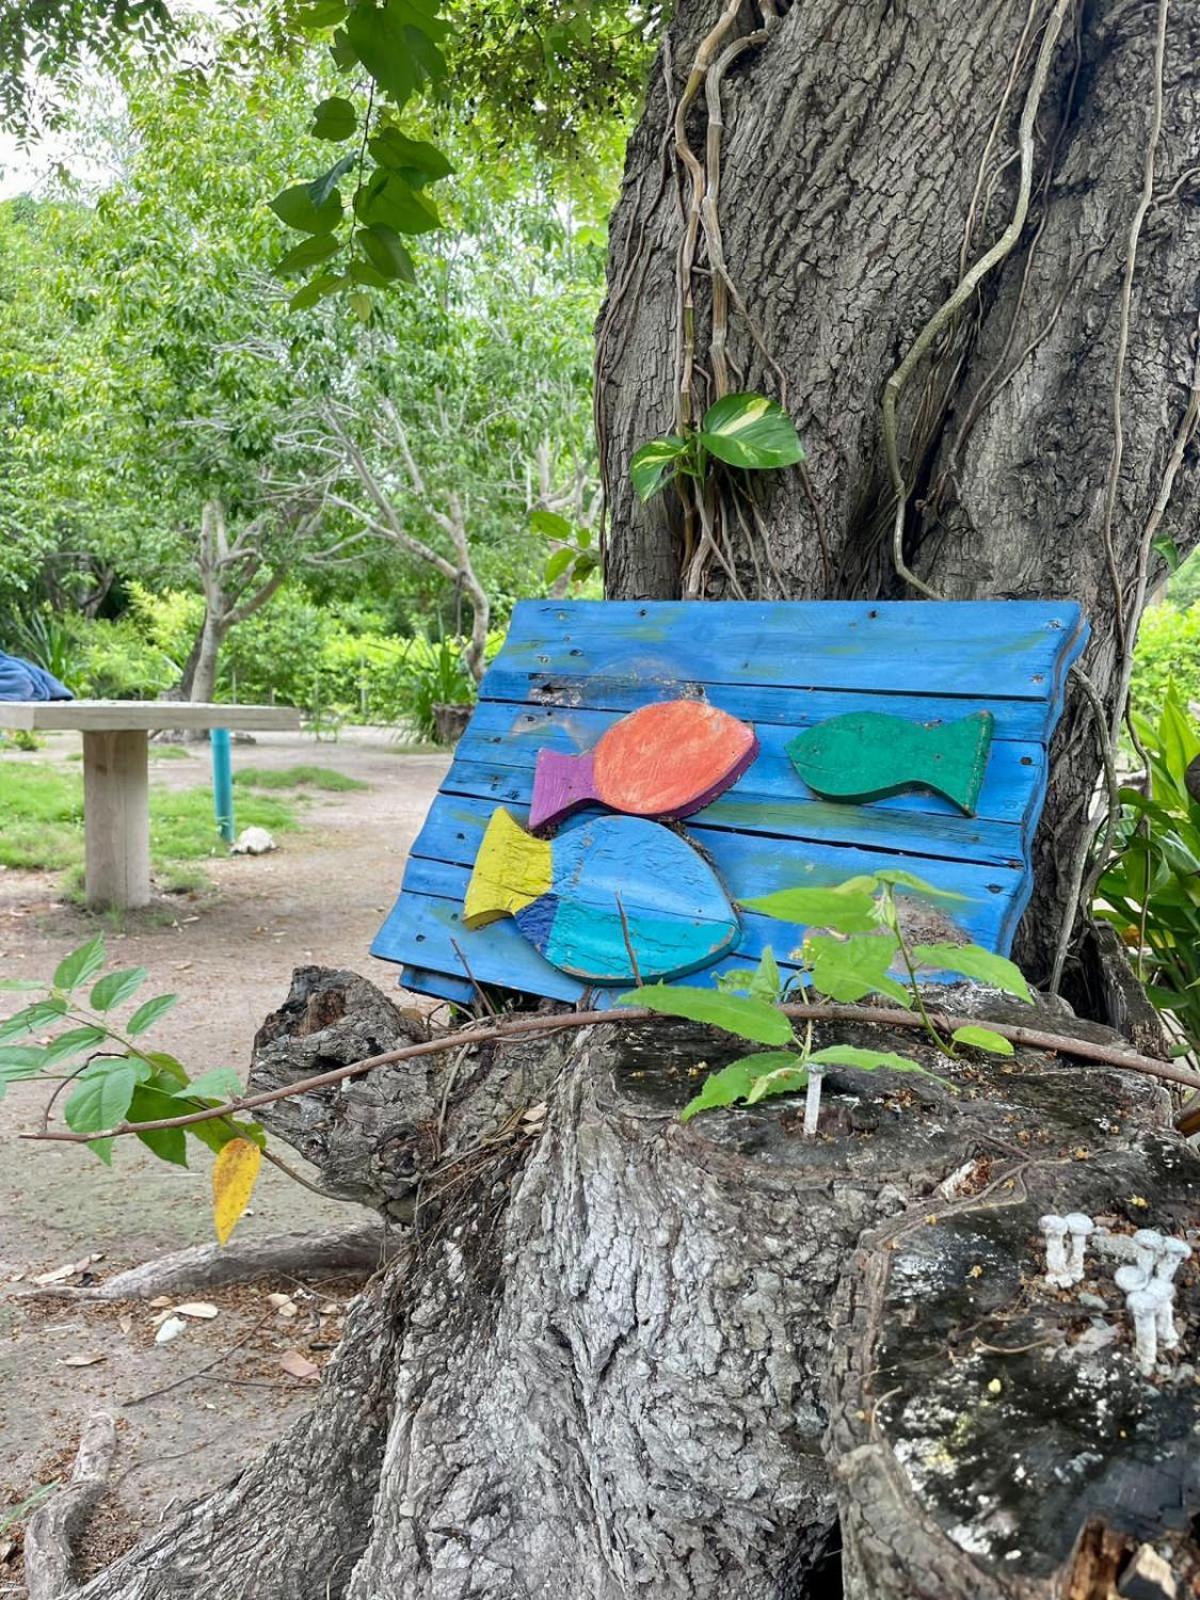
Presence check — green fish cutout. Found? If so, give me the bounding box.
[787,710,995,816]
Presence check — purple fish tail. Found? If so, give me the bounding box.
[529,749,598,833]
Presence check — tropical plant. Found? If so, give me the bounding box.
[396,633,477,741]
[619,870,1032,1129]
[1097,684,1200,1056]
[630,392,805,505]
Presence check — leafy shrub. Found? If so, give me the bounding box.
[1097,685,1200,1055]
[396,634,477,741]
[1130,603,1200,715]
[72,616,179,700]
[0,605,83,685]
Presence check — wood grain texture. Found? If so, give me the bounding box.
[0,700,300,732]
[82,730,150,911]
[787,710,995,815]
[373,600,1088,1004]
[528,700,757,831]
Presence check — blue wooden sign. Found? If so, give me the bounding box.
[372,600,1088,1006]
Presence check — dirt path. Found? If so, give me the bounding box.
[0,731,448,1588]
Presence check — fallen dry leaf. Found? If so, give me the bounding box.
[119,1315,133,1335]
[155,1316,187,1345]
[279,1350,320,1381]
[174,1301,219,1320]
[34,1263,80,1286]
[149,1295,172,1309]
[59,1353,105,1367]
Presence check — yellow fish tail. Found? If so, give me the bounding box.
[463,808,553,929]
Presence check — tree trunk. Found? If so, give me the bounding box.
[73,969,1200,1600]
[596,0,1200,982]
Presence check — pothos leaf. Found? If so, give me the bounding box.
[697,392,805,470]
[630,436,690,502]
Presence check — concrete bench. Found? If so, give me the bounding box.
[0,700,300,909]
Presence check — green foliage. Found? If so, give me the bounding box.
[0,761,296,880]
[395,633,478,741]
[534,511,599,592]
[1130,603,1200,715]
[1097,685,1200,1055]
[233,765,369,792]
[0,934,265,1223]
[619,874,1034,1126]
[631,394,805,504]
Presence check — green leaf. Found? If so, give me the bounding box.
[808,1044,945,1081]
[531,510,572,540]
[143,1050,188,1087]
[544,547,574,584]
[0,1044,49,1078]
[630,436,689,502]
[680,1052,806,1121]
[64,1058,138,1164]
[572,553,599,584]
[173,1067,243,1101]
[0,997,67,1042]
[269,183,343,234]
[126,994,179,1036]
[40,1026,108,1068]
[748,947,781,1002]
[344,3,447,108]
[308,153,357,208]
[743,1058,813,1104]
[698,393,805,471]
[89,967,148,1012]
[295,0,347,25]
[619,983,794,1045]
[873,869,969,902]
[742,884,879,933]
[911,943,1032,1003]
[53,935,107,992]
[951,1025,1014,1057]
[127,1086,189,1167]
[0,980,43,991]
[804,934,911,1007]
[356,172,440,234]
[274,232,341,277]
[289,273,345,310]
[356,224,416,283]
[368,128,453,184]
[1152,534,1181,573]
[186,1114,266,1155]
[311,96,357,141]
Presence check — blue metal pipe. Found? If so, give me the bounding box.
[212,727,235,843]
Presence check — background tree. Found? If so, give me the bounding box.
[596,0,1200,992]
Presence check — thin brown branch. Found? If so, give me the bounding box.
[20,998,1200,1152]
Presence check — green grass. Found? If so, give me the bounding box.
[0,761,298,882]
[68,745,192,763]
[233,764,368,792]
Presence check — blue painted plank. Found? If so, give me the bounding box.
[478,675,1071,746]
[445,705,1041,868]
[493,600,1087,705]
[372,600,1088,1007]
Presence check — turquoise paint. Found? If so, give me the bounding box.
[211,728,234,844]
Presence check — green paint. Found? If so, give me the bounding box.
[787,711,995,816]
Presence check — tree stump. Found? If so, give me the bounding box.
[74,969,1200,1599]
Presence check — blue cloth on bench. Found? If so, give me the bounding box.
[0,650,73,701]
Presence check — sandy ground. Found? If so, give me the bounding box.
[0,730,448,1589]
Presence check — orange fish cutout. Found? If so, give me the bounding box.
[528,700,758,833]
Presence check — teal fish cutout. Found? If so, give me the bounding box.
[787,710,994,816]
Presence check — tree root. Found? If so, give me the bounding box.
[24,1414,116,1600]
[21,1221,394,1302]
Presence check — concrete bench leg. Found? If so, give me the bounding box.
[82,730,151,910]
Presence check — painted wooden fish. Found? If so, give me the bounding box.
[463,807,739,983]
[786,710,995,816]
[528,699,758,833]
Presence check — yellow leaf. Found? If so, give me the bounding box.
[212,1138,262,1245]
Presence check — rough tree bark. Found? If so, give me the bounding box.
[70,968,1200,1600]
[595,0,1200,982]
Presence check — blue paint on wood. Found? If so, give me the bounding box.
[371,600,1088,1004]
